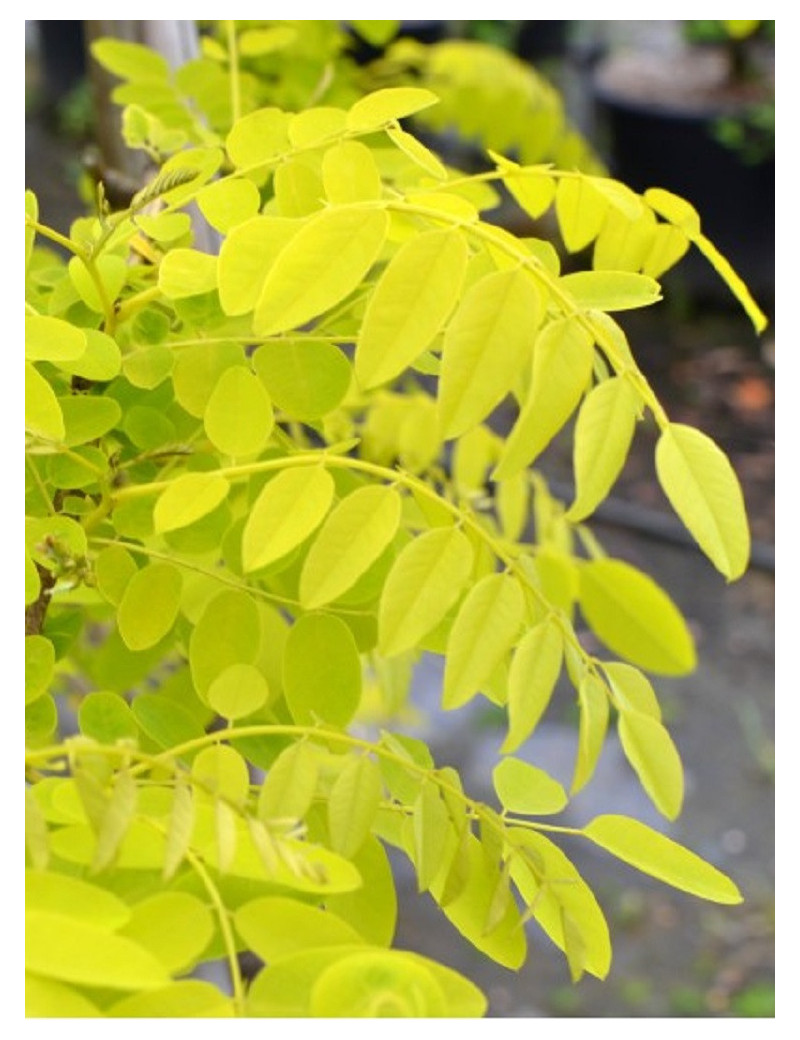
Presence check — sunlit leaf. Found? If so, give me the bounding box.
[242,466,335,573]
[579,558,696,675]
[582,815,743,903]
[439,269,543,439]
[283,613,362,727]
[379,527,474,657]
[443,574,524,710]
[356,229,469,388]
[493,757,567,815]
[503,619,563,753]
[618,709,684,820]
[254,207,389,336]
[567,376,640,521]
[655,423,750,580]
[117,562,182,651]
[154,472,230,534]
[300,485,402,609]
[328,755,383,859]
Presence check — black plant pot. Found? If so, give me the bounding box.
[592,84,774,308]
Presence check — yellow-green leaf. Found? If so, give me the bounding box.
[328,756,383,858]
[225,107,291,168]
[197,178,261,233]
[120,892,214,974]
[208,663,270,720]
[443,574,524,710]
[655,423,750,581]
[59,394,121,447]
[579,558,696,675]
[284,613,362,727]
[582,815,742,903]
[252,339,351,420]
[593,204,656,273]
[117,562,183,651]
[643,187,702,236]
[603,661,661,719]
[218,216,301,316]
[204,366,274,457]
[163,782,194,880]
[189,589,261,699]
[235,897,365,963]
[618,709,684,820]
[493,757,567,815]
[158,248,217,299]
[92,770,138,873]
[346,87,439,132]
[57,329,121,382]
[509,827,611,980]
[413,781,452,893]
[386,125,447,179]
[356,229,469,389]
[430,832,527,970]
[288,106,348,148]
[322,140,383,203]
[68,254,127,313]
[439,268,543,439]
[258,740,321,823]
[25,314,87,363]
[253,207,388,336]
[567,376,640,521]
[300,485,402,609]
[242,466,335,572]
[26,362,64,441]
[571,673,609,794]
[555,176,609,252]
[273,157,325,217]
[91,37,170,81]
[25,870,132,930]
[94,545,137,606]
[379,527,474,657]
[503,168,557,220]
[493,317,594,480]
[154,472,230,533]
[642,223,690,279]
[108,981,234,1018]
[559,270,662,311]
[503,619,563,753]
[25,635,54,705]
[26,910,170,990]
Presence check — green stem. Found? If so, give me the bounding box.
[88,535,372,617]
[183,845,245,1012]
[25,217,80,256]
[115,285,162,324]
[111,449,593,668]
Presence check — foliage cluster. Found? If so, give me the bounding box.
[25,20,765,1018]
